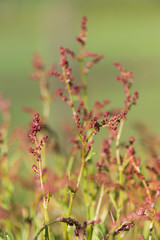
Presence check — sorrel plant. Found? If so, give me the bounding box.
[0,16,160,240]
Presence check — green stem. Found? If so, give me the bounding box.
[83,166,89,221]
[63,69,76,115]
[94,184,105,221]
[116,120,124,166]
[64,145,86,239]
[64,194,74,240]
[36,135,50,239]
[88,184,105,240]
[79,58,88,110]
[38,160,50,239]
[66,155,74,179]
[116,120,124,219]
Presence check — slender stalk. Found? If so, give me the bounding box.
[116,120,124,166]
[38,160,50,239]
[148,221,153,240]
[35,136,50,240]
[66,155,74,179]
[64,145,86,239]
[88,184,105,240]
[83,166,89,221]
[115,120,125,240]
[38,161,47,221]
[94,184,105,221]
[79,57,88,110]
[64,194,74,240]
[115,120,124,220]
[63,69,76,115]
[109,192,118,213]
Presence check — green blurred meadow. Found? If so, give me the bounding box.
[1,0,160,135]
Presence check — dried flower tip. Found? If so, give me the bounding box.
[28,113,42,143]
[85,54,104,71]
[59,47,68,68]
[76,36,85,45]
[59,46,65,55]
[65,48,75,58]
[113,62,125,71]
[51,70,61,78]
[104,111,109,118]
[136,157,141,166]
[76,16,88,46]
[129,136,135,144]
[81,16,87,29]
[32,53,44,70]
[0,94,11,115]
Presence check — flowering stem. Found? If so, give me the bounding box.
[83,166,89,220]
[38,157,50,239]
[79,55,88,110]
[64,145,86,239]
[66,155,74,179]
[95,184,105,221]
[63,69,76,115]
[79,47,91,224]
[34,135,50,239]
[64,193,74,240]
[116,120,124,222]
[88,184,105,240]
[116,120,124,166]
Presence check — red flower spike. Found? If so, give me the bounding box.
[76,16,88,46]
[28,114,48,175]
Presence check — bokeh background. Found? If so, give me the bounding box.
[1,0,160,137]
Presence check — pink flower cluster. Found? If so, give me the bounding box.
[114,62,139,111]
[28,113,42,144]
[76,16,87,46]
[28,113,48,167]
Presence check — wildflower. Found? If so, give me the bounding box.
[28,113,48,167]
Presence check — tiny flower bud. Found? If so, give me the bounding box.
[129,136,135,144]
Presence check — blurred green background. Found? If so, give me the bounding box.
[0,0,160,136]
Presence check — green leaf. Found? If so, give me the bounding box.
[58,198,68,215]
[85,151,96,162]
[0,229,3,240]
[4,231,15,240]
